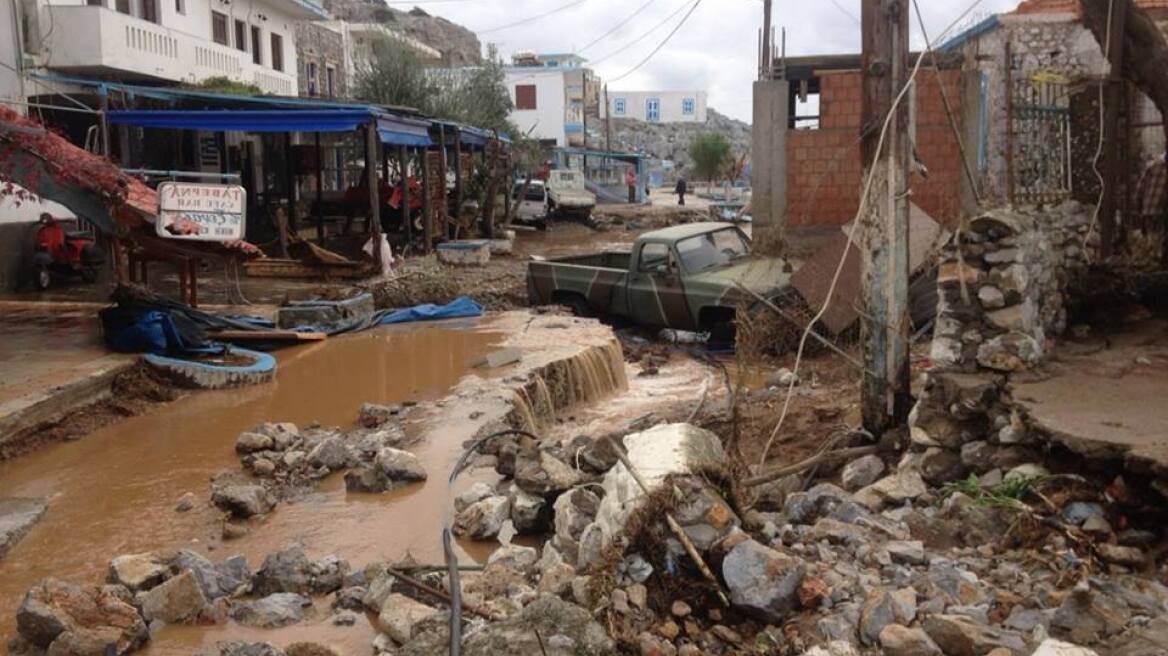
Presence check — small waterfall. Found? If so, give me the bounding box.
[505,339,628,431]
[512,387,540,433]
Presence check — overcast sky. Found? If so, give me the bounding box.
[394,0,1022,122]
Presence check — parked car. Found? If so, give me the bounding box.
[511,180,549,230]
[527,222,791,344]
[545,170,596,220]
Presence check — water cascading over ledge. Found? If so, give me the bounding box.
[510,338,628,432]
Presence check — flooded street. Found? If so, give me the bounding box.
[0,322,503,652]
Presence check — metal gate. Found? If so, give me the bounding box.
[1010,73,1072,205]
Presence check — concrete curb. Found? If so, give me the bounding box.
[0,357,134,448]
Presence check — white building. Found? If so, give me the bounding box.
[11,0,326,97]
[505,67,567,147]
[1,0,23,108]
[602,90,708,123]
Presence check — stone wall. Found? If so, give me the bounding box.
[929,201,1093,373]
[951,14,1112,207]
[907,201,1095,482]
[294,24,346,99]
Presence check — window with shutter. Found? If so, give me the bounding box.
[515,85,537,110]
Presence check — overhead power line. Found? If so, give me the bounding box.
[588,0,695,67]
[578,0,660,53]
[608,0,703,83]
[477,0,590,35]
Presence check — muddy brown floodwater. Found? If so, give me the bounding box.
[0,321,504,654]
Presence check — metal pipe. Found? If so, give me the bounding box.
[0,98,99,114]
[119,168,241,182]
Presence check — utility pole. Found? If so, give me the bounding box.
[859,0,911,434]
[604,84,612,152]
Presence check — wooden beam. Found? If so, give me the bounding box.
[365,123,384,273]
[315,132,324,244]
[209,330,327,342]
[400,145,412,244]
[859,0,912,434]
[422,150,434,254]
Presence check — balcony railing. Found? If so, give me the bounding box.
[41,6,297,96]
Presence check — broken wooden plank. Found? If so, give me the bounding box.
[243,259,368,280]
[209,330,327,342]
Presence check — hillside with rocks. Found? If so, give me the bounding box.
[605,109,751,174]
[320,1,482,65]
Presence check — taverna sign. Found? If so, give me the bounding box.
[156,182,246,241]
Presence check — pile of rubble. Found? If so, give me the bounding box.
[209,404,426,528]
[442,422,1168,656]
[8,413,1168,655]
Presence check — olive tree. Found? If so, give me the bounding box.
[689,132,732,188]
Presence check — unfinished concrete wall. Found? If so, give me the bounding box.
[784,70,965,228]
[750,80,788,232]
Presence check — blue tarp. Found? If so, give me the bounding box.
[101,295,484,353]
[373,297,481,326]
[106,109,378,133]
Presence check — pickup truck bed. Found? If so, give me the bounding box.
[549,252,631,269]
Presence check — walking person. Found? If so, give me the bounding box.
[626,168,637,203]
[675,175,688,206]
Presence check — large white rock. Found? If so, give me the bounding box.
[587,424,726,559]
[377,593,436,644]
[1032,639,1099,656]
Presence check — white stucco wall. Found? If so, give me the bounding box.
[505,68,566,146]
[30,0,310,94]
[0,0,22,106]
[602,90,708,123]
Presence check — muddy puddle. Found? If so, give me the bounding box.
[517,223,638,258]
[0,321,507,653]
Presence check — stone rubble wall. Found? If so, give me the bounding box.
[909,202,1095,480]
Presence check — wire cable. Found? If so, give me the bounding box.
[477,0,590,35]
[607,0,703,83]
[756,0,988,466]
[1082,0,1117,262]
[587,0,695,67]
[578,0,659,53]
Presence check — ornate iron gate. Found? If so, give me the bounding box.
[1010,74,1072,205]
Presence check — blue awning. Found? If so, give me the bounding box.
[377,116,432,147]
[106,109,378,133]
[459,126,491,148]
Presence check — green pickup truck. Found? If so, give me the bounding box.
[527,223,792,341]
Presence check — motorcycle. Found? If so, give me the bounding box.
[27,213,105,290]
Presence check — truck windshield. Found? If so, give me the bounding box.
[676,228,750,273]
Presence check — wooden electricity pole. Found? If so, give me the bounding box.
[859,0,912,434]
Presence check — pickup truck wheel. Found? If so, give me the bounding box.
[708,322,736,349]
[556,295,594,318]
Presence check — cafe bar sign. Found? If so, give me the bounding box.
[156,182,246,241]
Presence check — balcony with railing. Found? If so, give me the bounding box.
[39,5,297,96]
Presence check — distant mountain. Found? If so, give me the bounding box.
[322,1,483,66]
